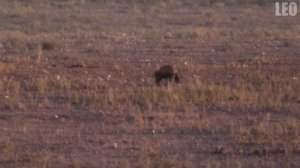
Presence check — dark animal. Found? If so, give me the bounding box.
[154,65,179,85]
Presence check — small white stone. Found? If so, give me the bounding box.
[152,130,156,134]
[166,32,172,38]
[113,143,118,149]
[42,69,49,74]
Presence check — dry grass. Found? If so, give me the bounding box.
[0,0,299,167]
[0,62,298,113]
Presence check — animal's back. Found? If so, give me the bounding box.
[156,65,174,75]
[154,65,179,85]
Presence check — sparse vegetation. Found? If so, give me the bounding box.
[0,0,299,167]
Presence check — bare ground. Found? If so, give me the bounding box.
[0,1,299,168]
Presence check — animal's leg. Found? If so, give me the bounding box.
[155,77,162,86]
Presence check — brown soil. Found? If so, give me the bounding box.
[0,1,299,168]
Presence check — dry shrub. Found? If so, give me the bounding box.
[0,31,29,54]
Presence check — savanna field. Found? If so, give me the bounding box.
[0,0,299,167]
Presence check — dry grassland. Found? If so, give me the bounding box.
[0,0,299,167]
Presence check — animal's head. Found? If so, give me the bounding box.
[154,71,161,84]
